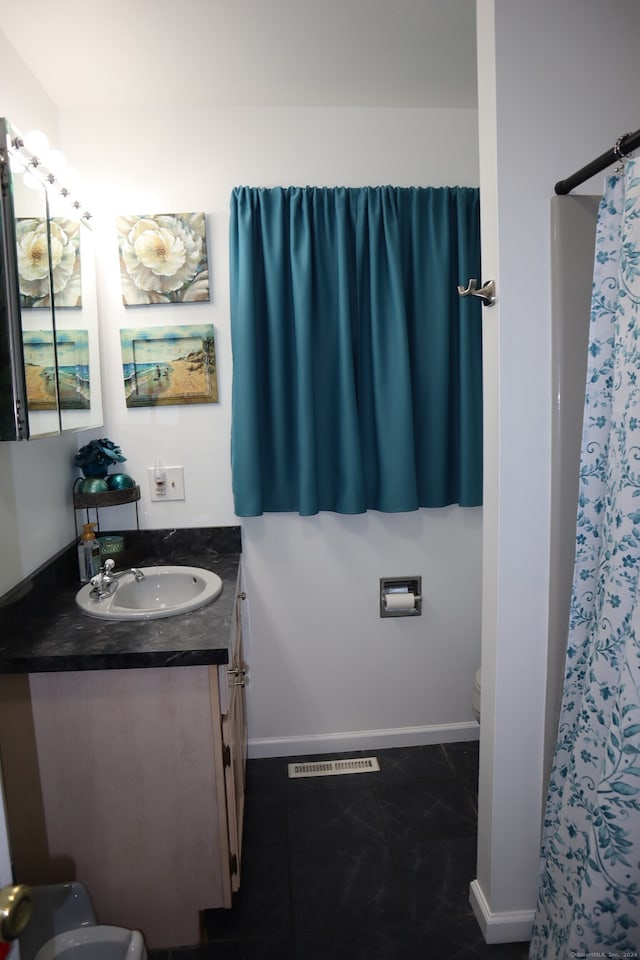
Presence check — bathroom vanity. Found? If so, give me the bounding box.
[0,528,247,950]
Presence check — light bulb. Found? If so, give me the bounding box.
[23,171,43,191]
[61,166,82,191]
[8,152,28,176]
[23,129,50,158]
[48,192,67,217]
[44,148,67,176]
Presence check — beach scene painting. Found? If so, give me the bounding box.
[22,329,90,410]
[56,330,90,409]
[120,324,218,407]
[22,331,57,410]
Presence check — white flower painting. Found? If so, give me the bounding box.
[17,217,82,307]
[116,212,210,305]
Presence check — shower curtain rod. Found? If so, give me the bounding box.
[554,127,640,195]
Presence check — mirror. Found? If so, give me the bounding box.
[54,220,102,433]
[9,139,59,438]
[0,118,102,440]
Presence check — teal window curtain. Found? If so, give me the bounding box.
[230,186,482,516]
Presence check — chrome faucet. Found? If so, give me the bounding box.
[89,558,145,601]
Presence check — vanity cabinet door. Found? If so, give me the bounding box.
[221,588,248,892]
[0,666,232,949]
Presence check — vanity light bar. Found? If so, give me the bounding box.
[7,122,93,224]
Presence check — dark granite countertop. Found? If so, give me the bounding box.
[0,527,241,674]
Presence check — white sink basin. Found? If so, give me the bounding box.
[76,566,223,621]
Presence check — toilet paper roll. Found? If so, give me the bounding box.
[384,592,416,612]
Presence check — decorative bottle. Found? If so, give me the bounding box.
[78,522,101,583]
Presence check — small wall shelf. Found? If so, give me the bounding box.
[73,485,141,510]
[73,484,141,537]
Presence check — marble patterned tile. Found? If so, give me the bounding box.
[444,740,481,792]
[203,847,291,941]
[171,937,296,959]
[376,780,478,844]
[173,743,528,958]
[375,743,456,785]
[425,914,530,959]
[287,786,387,853]
[392,837,478,929]
[242,789,288,850]
[244,757,289,797]
[289,844,407,933]
[295,923,423,959]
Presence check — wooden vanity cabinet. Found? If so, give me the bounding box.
[0,585,248,950]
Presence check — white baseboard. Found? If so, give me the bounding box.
[469,879,534,945]
[248,720,479,759]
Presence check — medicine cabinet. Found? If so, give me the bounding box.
[0,117,102,440]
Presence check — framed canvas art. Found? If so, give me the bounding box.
[56,330,90,409]
[22,329,90,410]
[22,330,57,410]
[116,213,210,305]
[17,217,82,308]
[120,324,217,407]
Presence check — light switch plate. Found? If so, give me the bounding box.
[148,466,185,501]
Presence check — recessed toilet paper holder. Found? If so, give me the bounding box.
[380,577,422,618]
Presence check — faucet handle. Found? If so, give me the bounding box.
[91,558,114,586]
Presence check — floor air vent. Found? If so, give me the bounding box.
[288,757,380,779]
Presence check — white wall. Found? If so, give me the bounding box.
[0,32,78,597]
[58,105,483,753]
[472,0,640,943]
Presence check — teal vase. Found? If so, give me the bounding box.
[78,477,109,494]
[82,463,109,479]
[107,473,135,491]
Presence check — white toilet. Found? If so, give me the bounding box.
[472,667,481,723]
[34,926,146,960]
[20,884,147,960]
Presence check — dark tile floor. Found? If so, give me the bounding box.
[152,742,530,960]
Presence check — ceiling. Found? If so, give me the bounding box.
[1,0,477,111]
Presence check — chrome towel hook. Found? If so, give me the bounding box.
[457,278,496,307]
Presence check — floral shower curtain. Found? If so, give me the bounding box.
[530,165,640,956]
